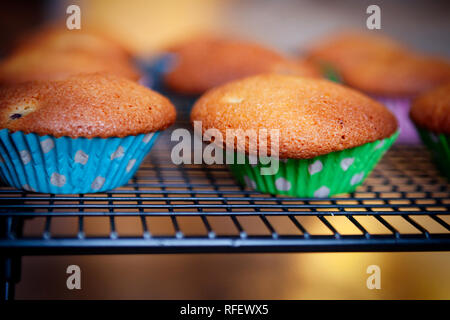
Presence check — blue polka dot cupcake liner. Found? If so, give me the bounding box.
[415,127,450,179]
[228,131,399,198]
[0,129,160,194]
[140,53,178,92]
[141,54,197,119]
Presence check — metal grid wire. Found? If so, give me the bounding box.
[0,129,449,254]
[0,67,449,254]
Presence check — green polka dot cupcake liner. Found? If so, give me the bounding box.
[415,127,450,179]
[0,129,160,194]
[228,131,399,198]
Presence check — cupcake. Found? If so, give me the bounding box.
[0,49,141,84]
[0,27,140,84]
[0,73,176,194]
[410,83,450,179]
[11,27,132,61]
[307,32,450,143]
[307,32,407,76]
[191,74,398,198]
[157,36,320,95]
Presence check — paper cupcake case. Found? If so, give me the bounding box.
[374,96,419,144]
[228,131,399,198]
[142,54,197,118]
[0,129,160,194]
[142,53,178,92]
[415,127,450,179]
[320,63,342,83]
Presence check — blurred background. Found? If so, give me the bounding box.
[1,0,449,57]
[0,0,449,299]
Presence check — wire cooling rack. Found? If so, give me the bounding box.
[0,128,449,255]
[1,59,450,255]
[0,60,448,302]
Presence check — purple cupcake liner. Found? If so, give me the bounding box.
[371,97,419,144]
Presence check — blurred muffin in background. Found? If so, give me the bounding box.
[0,49,140,84]
[307,31,450,95]
[307,32,450,144]
[0,26,140,84]
[307,32,407,76]
[162,36,320,95]
[410,83,450,179]
[341,55,450,98]
[11,27,133,61]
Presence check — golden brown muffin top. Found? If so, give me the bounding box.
[0,73,176,138]
[164,37,320,95]
[191,74,397,159]
[307,32,450,97]
[12,27,132,61]
[410,83,450,134]
[0,49,140,84]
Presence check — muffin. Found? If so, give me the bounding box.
[307,32,450,143]
[307,32,407,76]
[0,26,140,84]
[191,74,398,197]
[11,27,132,61]
[160,36,320,95]
[410,83,450,178]
[0,73,176,194]
[0,49,141,84]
